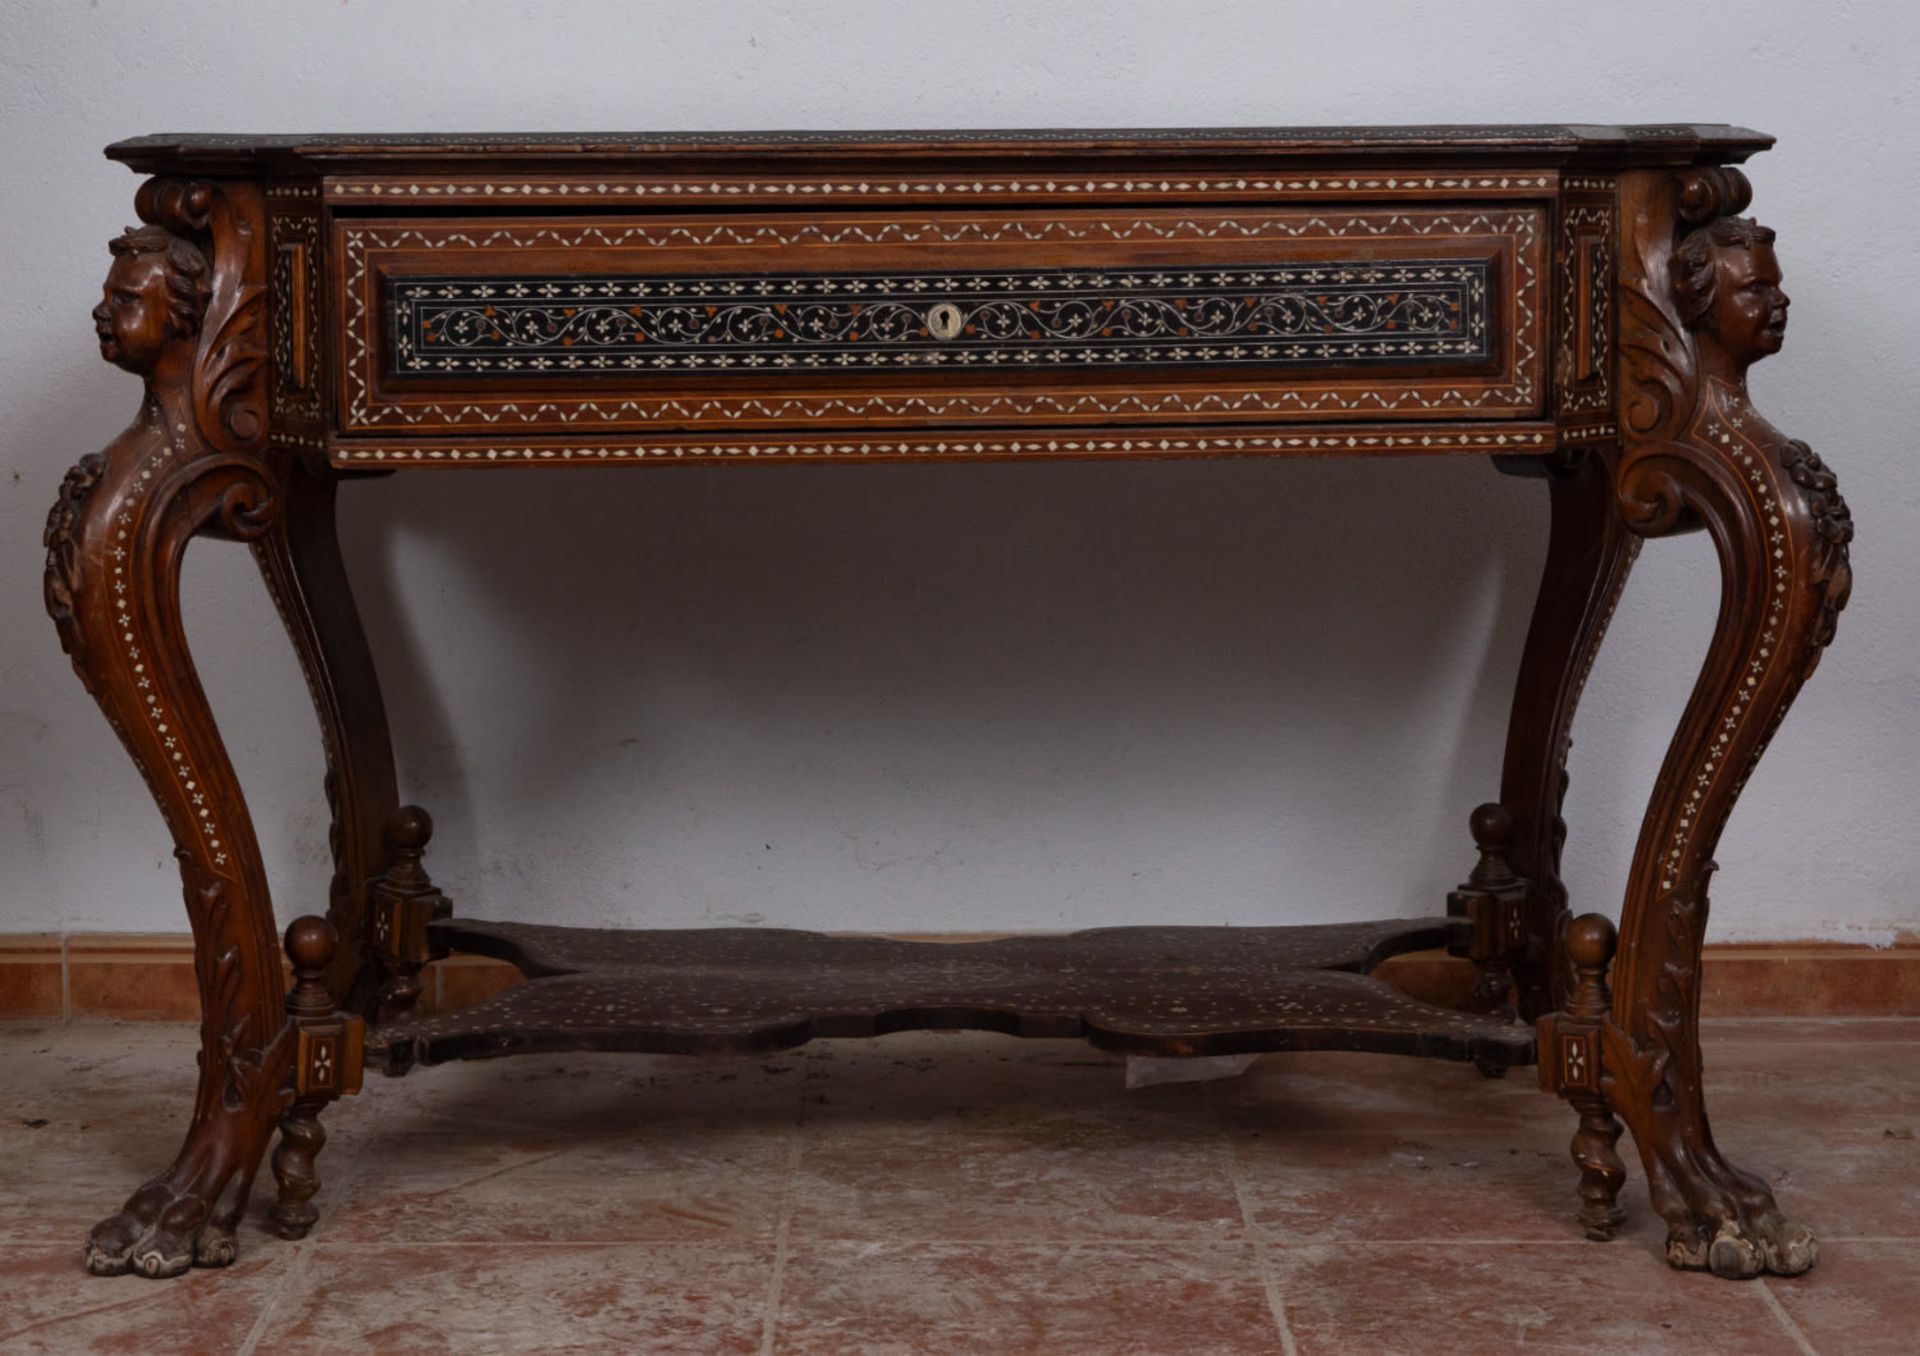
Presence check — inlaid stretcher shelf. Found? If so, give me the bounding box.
[368,917,1536,1073]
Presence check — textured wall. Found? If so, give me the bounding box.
[1,1,1914,943]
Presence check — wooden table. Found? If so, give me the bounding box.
[47,126,1849,1282]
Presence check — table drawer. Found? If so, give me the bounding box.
[335,205,1545,435]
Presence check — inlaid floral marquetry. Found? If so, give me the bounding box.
[389,259,1492,379]
[340,207,1543,432]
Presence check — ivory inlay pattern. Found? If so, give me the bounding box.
[342,210,1542,429]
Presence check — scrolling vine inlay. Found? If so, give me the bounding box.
[388,260,1491,377]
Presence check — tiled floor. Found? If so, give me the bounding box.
[1,1020,1915,1354]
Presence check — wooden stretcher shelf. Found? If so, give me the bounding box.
[368,917,1537,1072]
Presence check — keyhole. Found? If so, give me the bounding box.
[926,302,964,340]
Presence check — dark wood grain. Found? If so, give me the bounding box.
[104,124,1773,176]
[372,919,1535,1069]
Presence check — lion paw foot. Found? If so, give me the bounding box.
[83,1190,239,1279]
[85,1214,194,1279]
[1666,1209,1819,1279]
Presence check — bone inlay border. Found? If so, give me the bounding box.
[329,173,1555,203]
[1655,385,1793,898]
[110,412,235,872]
[343,210,1541,428]
[331,426,1557,465]
[389,259,1492,378]
[269,207,323,423]
[1556,202,1615,416]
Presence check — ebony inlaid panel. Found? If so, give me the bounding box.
[389,258,1494,378]
[368,918,1538,1070]
[337,206,1545,434]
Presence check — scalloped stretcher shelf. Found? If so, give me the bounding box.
[367,917,1536,1072]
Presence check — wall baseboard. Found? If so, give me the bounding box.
[3,932,1915,1023]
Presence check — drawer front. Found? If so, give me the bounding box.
[335,206,1545,435]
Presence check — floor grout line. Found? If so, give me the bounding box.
[755,1047,811,1355]
[1754,1278,1820,1356]
[234,1240,311,1356]
[278,1233,1636,1250]
[1212,1086,1301,1356]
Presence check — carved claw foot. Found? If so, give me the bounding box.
[83,1180,241,1278]
[1662,1197,1819,1279]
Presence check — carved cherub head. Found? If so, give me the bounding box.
[92,225,211,374]
[1670,216,1790,376]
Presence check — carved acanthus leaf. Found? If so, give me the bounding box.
[1620,286,1696,441]
[197,283,269,452]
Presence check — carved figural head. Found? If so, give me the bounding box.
[1670,216,1789,375]
[92,225,211,374]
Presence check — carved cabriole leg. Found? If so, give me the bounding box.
[1493,447,1640,1021]
[1591,166,1852,1279]
[253,458,401,1015]
[46,178,304,1278]
[45,174,295,1275]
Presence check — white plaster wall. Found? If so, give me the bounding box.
[1,0,1915,944]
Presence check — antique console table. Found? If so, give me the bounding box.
[46,126,1850,1282]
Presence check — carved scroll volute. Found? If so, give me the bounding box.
[134,177,271,463]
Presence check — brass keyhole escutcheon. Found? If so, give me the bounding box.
[926,301,964,340]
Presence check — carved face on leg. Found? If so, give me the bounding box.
[92,225,210,374]
[1670,217,1790,379]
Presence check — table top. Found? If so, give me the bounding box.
[105,124,1771,174]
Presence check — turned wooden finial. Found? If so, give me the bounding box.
[1565,913,1617,1022]
[1464,802,1518,889]
[385,805,433,886]
[284,915,337,1022]
[371,804,451,1019]
[1449,803,1529,1031]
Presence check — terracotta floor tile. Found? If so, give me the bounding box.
[1710,1118,1920,1244]
[791,1115,1242,1243]
[1211,1046,1543,1135]
[1227,1123,1652,1248]
[792,1033,1242,1243]
[0,1025,235,1245]
[256,1242,775,1355]
[773,1240,1279,1355]
[1266,1243,1807,1355]
[327,1054,803,1245]
[0,1244,292,1354]
[2,1021,1914,1350]
[326,1128,793,1245]
[1762,1241,1920,1354]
